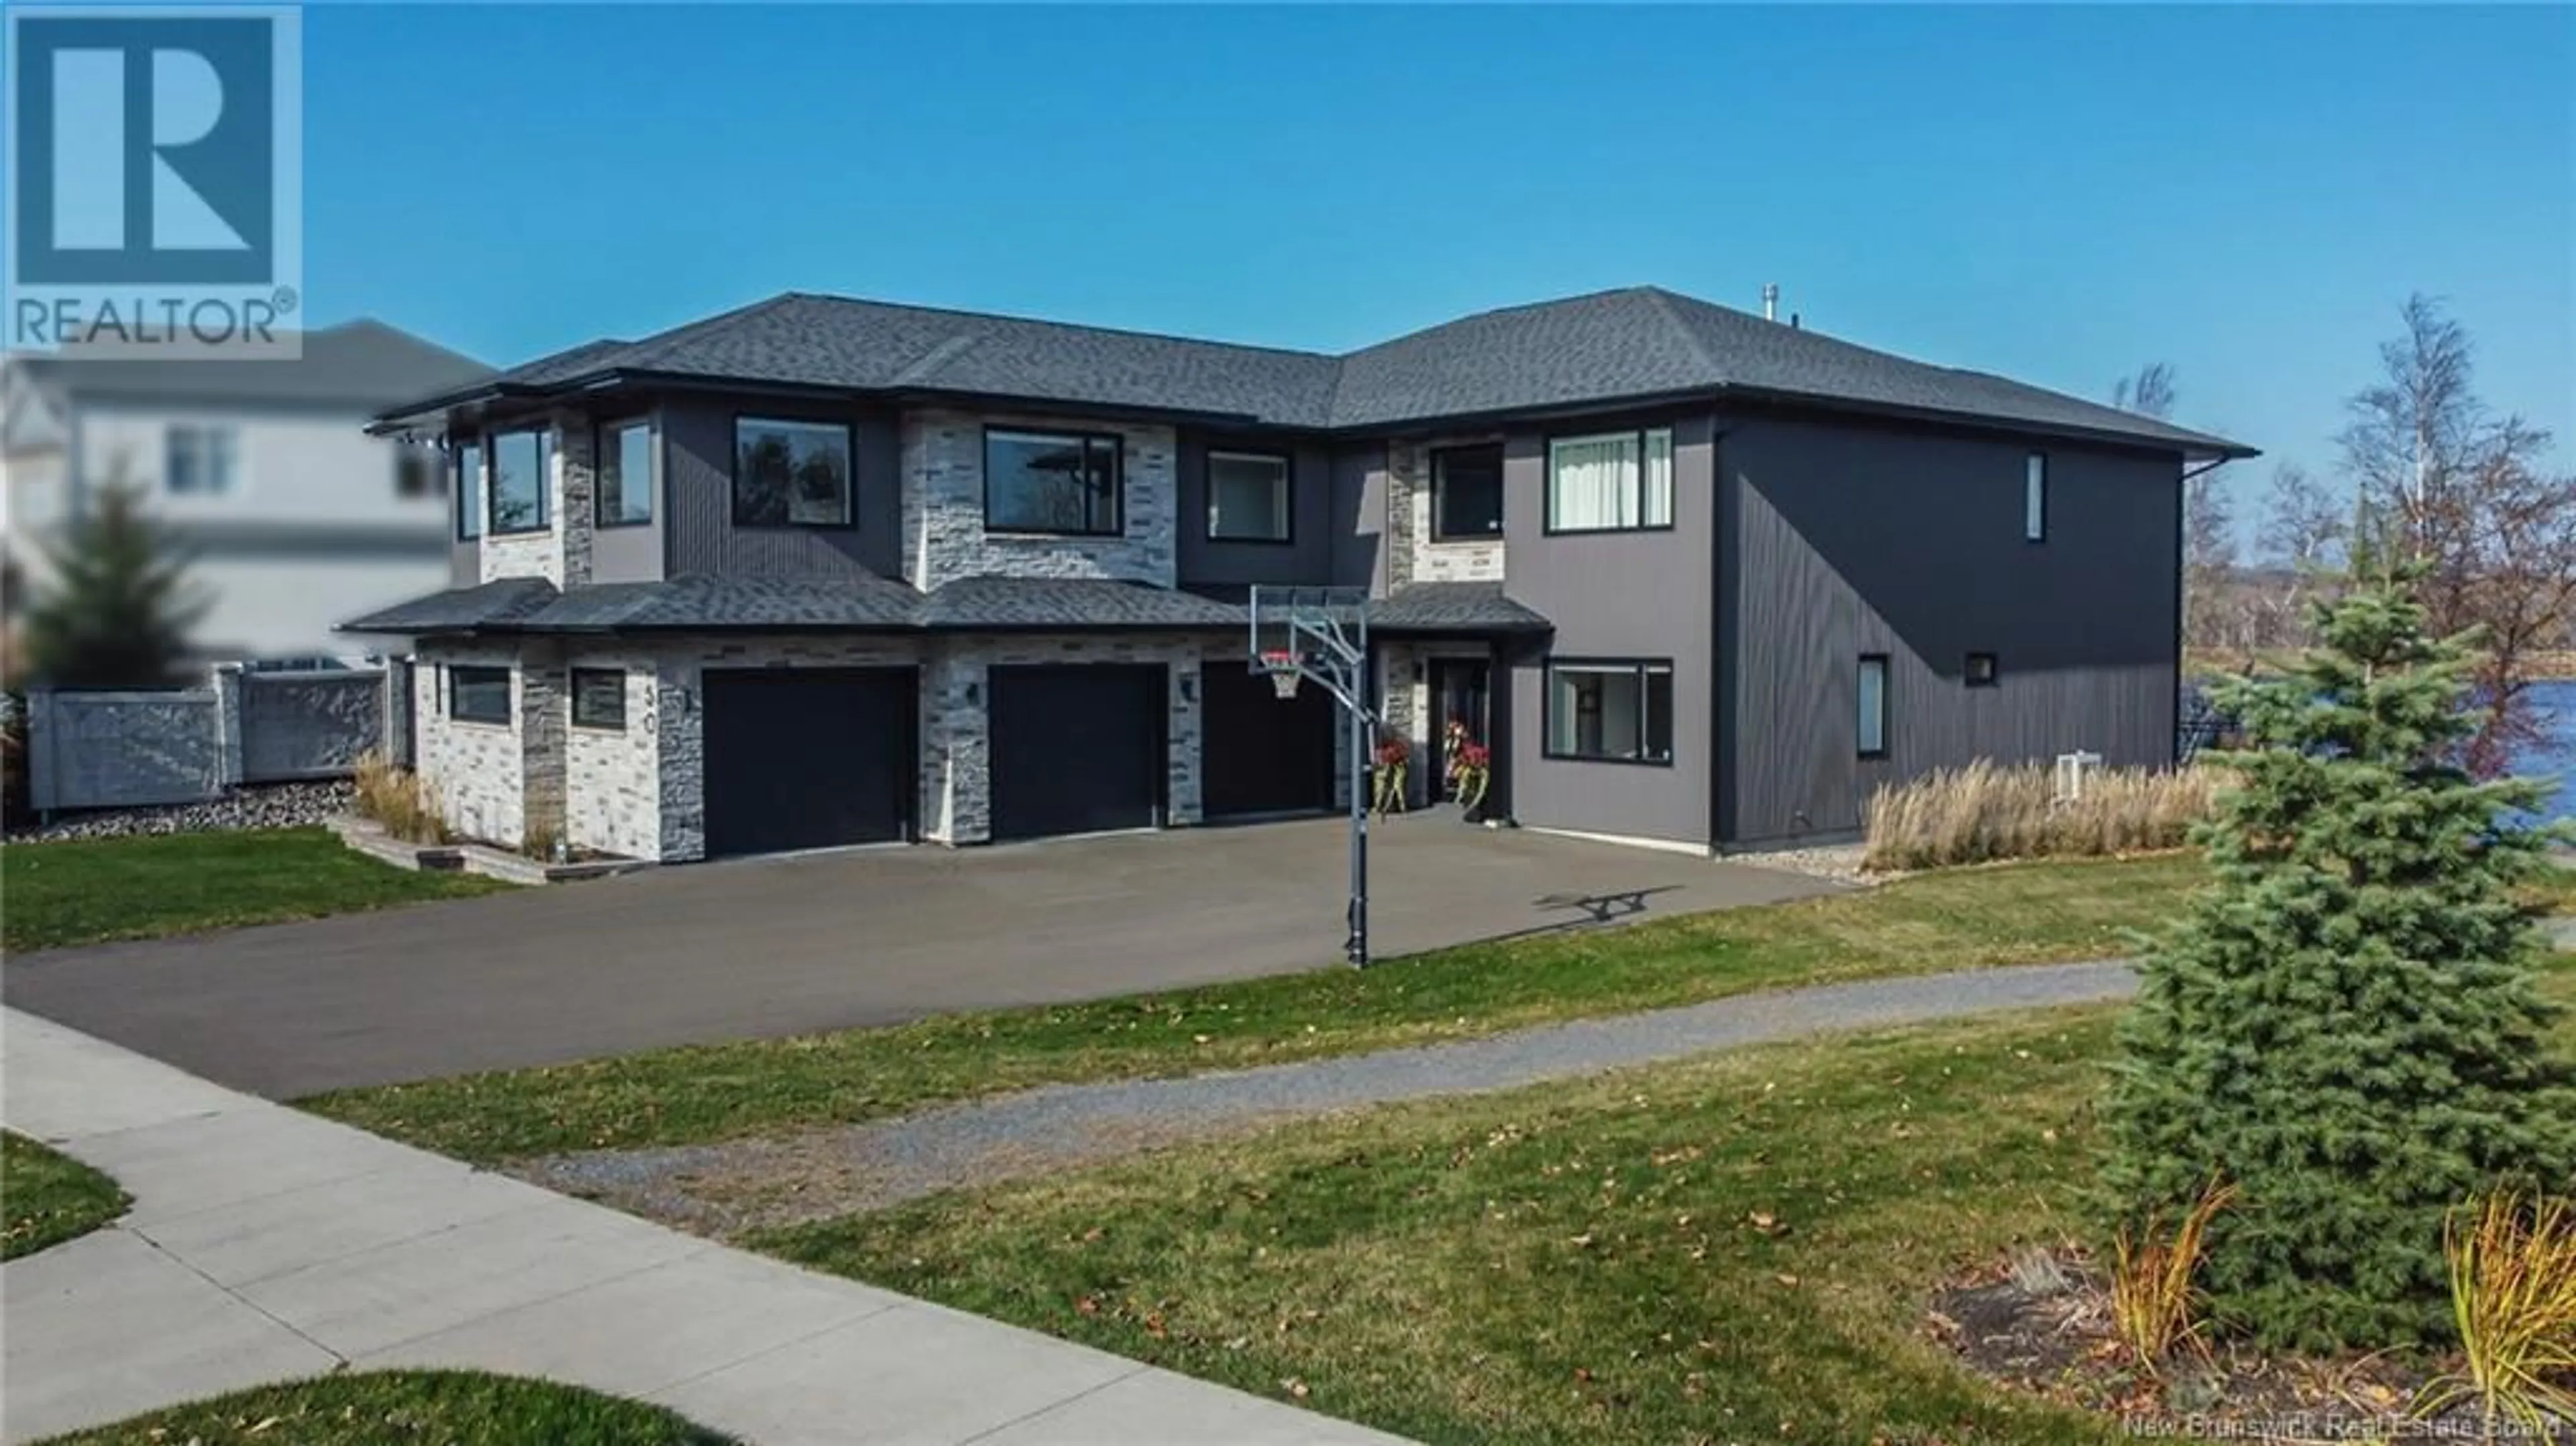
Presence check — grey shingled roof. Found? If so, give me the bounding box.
[342,573,1554,638]
[382,287,2251,458]
[918,577,1244,630]
[340,576,559,633]
[1372,582,1552,634]
[20,319,488,409]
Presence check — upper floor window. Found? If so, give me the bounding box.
[986,428,1121,536]
[455,442,484,539]
[488,429,551,535]
[394,445,444,500]
[598,419,655,527]
[1431,445,1503,541]
[2024,453,2047,541]
[733,417,851,527]
[165,425,239,496]
[1547,427,1672,533]
[1543,658,1674,765]
[1207,450,1290,543]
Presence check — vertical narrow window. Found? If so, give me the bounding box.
[1857,654,1889,758]
[2025,453,2047,541]
[598,419,656,526]
[456,441,484,540]
[489,429,552,534]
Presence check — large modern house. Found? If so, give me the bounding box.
[349,286,2251,863]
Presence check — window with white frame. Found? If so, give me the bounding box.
[1544,659,1674,763]
[1858,654,1889,758]
[2025,453,2047,541]
[165,425,239,496]
[1206,450,1290,541]
[1546,427,1672,533]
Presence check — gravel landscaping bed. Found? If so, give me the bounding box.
[5,779,356,844]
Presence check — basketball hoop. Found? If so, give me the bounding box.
[1260,649,1301,700]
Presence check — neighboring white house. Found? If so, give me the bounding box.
[1,320,489,663]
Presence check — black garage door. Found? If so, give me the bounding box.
[988,665,1166,841]
[702,667,916,858]
[1200,661,1336,818]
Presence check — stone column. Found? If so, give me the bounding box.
[656,658,706,862]
[1165,652,1201,826]
[1384,441,1419,589]
[553,411,597,589]
[519,645,568,853]
[920,642,991,844]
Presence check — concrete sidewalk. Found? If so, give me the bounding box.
[0,1009,1407,1446]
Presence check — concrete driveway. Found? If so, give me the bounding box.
[3,815,1839,1099]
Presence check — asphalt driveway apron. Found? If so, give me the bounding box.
[3,816,1838,1097]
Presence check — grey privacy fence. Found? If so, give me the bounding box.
[25,663,413,814]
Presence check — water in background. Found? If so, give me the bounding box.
[2528,679,2574,824]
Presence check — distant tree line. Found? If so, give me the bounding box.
[2122,294,2576,773]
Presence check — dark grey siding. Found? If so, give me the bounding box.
[1332,442,1387,592]
[1175,433,1335,588]
[1719,415,2182,846]
[662,392,902,578]
[1503,413,1717,848]
[447,535,478,586]
[589,405,663,584]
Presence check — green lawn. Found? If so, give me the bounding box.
[1,826,511,954]
[305,854,2208,1165]
[31,1370,731,1445]
[753,957,2576,1446]
[2,1131,127,1260]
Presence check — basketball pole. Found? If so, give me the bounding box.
[1345,684,1368,968]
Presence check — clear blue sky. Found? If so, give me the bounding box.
[304,4,2573,533]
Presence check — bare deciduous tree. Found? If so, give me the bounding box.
[2114,362,2180,422]
[2249,463,2347,651]
[2337,294,2576,775]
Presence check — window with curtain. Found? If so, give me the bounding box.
[1544,659,1674,763]
[1546,427,1672,532]
[488,429,551,535]
[1858,654,1889,758]
[1206,451,1290,541]
[598,420,655,526]
[1432,445,1503,540]
[455,443,484,540]
[2025,453,2047,541]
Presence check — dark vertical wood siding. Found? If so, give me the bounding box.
[1720,415,2182,846]
[1503,413,1718,846]
[1332,442,1387,592]
[662,393,902,578]
[1175,432,1336,589]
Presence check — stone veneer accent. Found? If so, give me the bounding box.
[564,651,661,860]
[478,410,597,588]
[900,410,1177,590]
[1385,437,1507,588]
[412,641,528,846]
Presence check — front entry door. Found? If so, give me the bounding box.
[1429,657,1491,801]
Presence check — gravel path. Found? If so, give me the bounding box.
[527,959,2138,1233]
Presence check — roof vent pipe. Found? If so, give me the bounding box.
[1762,283,1780,322]
[1790,312,1801,330]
